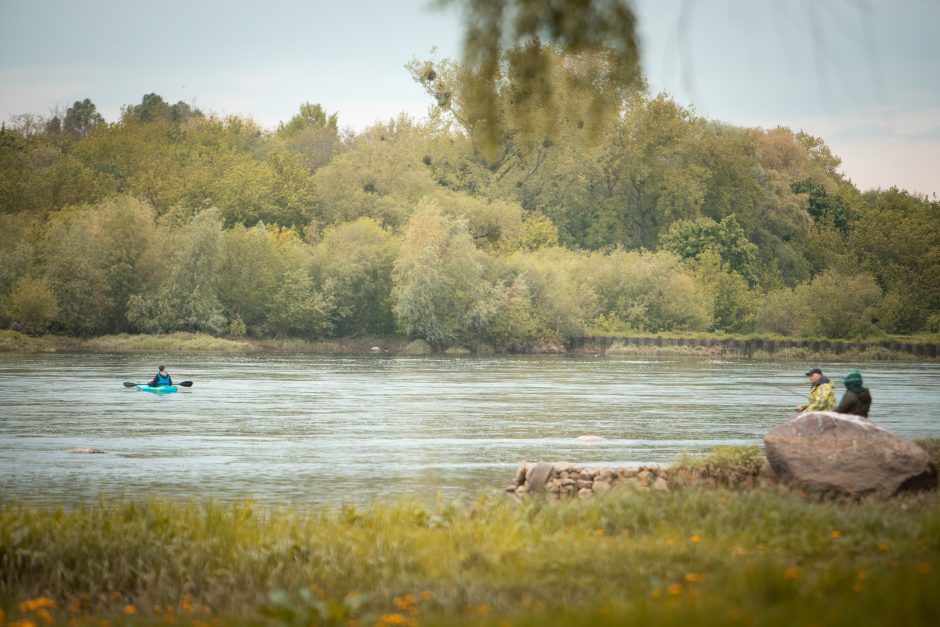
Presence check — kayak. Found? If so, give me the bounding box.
[135,384,178,394]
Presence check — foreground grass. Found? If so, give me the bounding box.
[2,485,938,626]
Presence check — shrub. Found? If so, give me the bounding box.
[6,276,58,333]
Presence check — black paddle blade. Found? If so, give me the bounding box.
[178,381,193,387]
[123,381,137,388]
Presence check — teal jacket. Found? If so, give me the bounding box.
[150,371,172,387]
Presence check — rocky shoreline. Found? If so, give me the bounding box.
[508,462,683,499]
[510,418,940,500]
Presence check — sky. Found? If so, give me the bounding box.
[1,0,938,197]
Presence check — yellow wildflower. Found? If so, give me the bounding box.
[377,614,414,627]
[690,534,701,543]
[831,530,841,539]
[916,562,931,575]
[19,598,56,613]
[784,567,801,580]
[878,542,891,552]
[684,573,706,583]
[394,594,417,610]
[123,605,137,615]
[667,584,683,596]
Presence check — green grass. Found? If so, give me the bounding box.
[2,483,938,626]
[671,445,766,488]
[0,330,256,353]
[1,329,937,359]
[0,331,415,355]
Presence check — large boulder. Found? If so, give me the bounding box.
[764,412,937,497]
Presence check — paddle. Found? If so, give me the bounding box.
[123,381,193,388]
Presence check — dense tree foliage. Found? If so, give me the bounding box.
[1,54,938,346]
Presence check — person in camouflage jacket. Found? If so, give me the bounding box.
[796,367,835,412]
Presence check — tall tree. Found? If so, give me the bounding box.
[659,214,760,287]
[314,218,400,335]
[63,99,105,140]
[392,201,487,348]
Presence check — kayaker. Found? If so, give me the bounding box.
[150,365,173,387]
[795,367,835,413]
[835,370,872,418]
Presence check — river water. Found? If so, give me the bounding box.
[1,353,938,506]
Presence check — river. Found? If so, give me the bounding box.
[1,353,938,506]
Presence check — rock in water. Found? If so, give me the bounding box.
[576,435,607,442]
[67,447,104,454]
[764,412,937,497]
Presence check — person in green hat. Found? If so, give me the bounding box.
[796,367,835,412]
[835,370,872,418]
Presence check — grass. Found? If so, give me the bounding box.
[2,477,938,626]
[584,329,940,345]
[600,340,934,361]
[0,330,255,353]
[917,438,940,468]
[1,329,936,359]
[671,445,767,488]
[0,331,414,355]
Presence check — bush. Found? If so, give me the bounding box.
[6,276,58,333]
[793,269,882,339]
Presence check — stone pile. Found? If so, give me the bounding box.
[507,461,670,499]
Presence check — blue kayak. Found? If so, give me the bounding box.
[135,384,178,394]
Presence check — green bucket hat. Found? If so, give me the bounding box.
[843,370,863,390]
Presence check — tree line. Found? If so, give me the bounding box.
[1,54,938,349]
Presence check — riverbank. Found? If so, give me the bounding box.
[2,329,939,360]
[0,330,416,355]
[576,335,940,361]
[2,455,938,626]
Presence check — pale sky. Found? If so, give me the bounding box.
[2,0,938,197]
